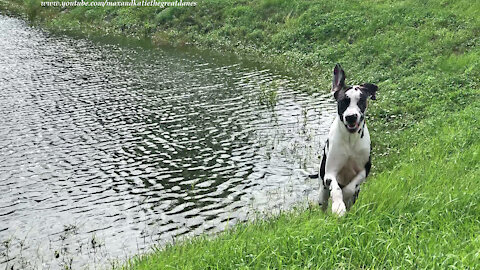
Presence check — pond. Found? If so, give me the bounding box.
[0,15,335,269]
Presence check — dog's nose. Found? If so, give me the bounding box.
[345,114,357,124]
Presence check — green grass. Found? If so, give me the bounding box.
[1,0,479,268]
[126,102,479,269]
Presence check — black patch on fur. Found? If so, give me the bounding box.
[319,139,328,182]
[310,139,330,181]
[334,90,340,101]
[352,188,360,204]
[320,150,326,181]
[337,94,350,121]
[365,156,372,177]
[356,93,368,114]
[325,178,332,187]
[361,129,365,138]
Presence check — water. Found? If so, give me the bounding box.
[0,15,335,269]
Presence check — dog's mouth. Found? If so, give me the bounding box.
[345,122,359,132]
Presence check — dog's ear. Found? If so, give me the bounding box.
[361,83,378,100]
[332,63,345,94]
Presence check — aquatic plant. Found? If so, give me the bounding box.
[257,80,280,110]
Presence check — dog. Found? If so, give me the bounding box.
[314,64,378,216]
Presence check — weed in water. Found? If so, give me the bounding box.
[257,81,279,110]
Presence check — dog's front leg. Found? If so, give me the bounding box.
[324,148,347,216]
[319,180,330,211]
[324,174,346,216]
[343,169,366,210]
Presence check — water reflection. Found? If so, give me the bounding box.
[0,15,335,269]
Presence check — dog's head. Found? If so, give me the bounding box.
[331,64,378,133]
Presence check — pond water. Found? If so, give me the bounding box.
[0,15,335,269]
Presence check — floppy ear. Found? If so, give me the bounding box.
[332,63,345,93]
[361,83,378,100]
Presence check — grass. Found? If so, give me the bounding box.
[258,81,279,110]
[126,102,480,269]
[0,0,479,268]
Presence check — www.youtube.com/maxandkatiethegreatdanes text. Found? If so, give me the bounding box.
[40,0,197,8]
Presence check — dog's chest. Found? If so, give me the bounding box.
[337,156,363,186]
[335,141,369,186]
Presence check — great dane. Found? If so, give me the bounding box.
[316,64,378,216]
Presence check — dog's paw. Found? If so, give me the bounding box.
[319,201,328,212]
[332,200,346,217]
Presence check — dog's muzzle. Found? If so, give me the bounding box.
[344,114,359,132]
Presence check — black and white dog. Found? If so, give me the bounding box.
[317,64,378,216]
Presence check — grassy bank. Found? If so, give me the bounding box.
[130,104,480,269]
[1,0,479,268]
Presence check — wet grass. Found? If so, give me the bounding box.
[1,0,479,268]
